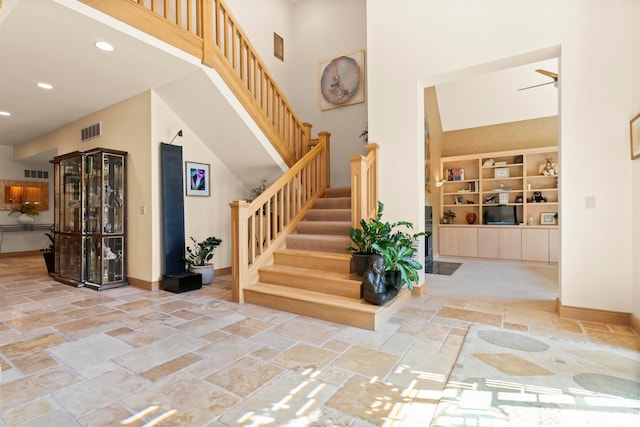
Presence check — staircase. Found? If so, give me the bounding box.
[243,188,411,330]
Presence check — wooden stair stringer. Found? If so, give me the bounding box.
[243,283,411,330]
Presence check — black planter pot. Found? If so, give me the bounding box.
[42,252,55,275]
[385,270,402,289]
[351,252,373,276]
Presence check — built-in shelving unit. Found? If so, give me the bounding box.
[439,147,559,263]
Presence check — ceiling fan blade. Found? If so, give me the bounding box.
[517,81,556,91]
[535,69,558,80]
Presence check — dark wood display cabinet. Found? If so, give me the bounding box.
[51,148,127,290]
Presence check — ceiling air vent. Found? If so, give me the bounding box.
[81,122,101,142]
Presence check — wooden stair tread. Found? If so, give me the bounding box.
[275,248,352,261]
[246,282,402,313]
[260,264,356,281]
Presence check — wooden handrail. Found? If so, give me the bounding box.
[80,0,306,166]
[229,133,330,302]
[350,143,379,227]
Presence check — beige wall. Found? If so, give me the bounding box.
[14,93,154,281]
[442,116,557,157]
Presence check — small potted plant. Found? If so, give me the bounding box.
[442,209,456,224]
[40,232,55,275]
[183,236,222,285]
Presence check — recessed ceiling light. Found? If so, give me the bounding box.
[37,82,53,90]
[94,41,114,52]
[0,111,11,116]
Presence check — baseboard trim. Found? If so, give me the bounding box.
[216,266,231,276]
[558,303,630,326]
[411,281,427,296]
[630,313,640,335]
[128,277,160,291]
[0,250,41,258]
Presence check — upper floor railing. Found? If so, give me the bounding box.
[81,0,306,166]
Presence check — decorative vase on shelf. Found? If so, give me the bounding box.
[465,213,477,224]
[16,213,35,224]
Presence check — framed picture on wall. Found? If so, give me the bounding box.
[631,112,640,160]
[185,161,210,196]
[318,49,365,111]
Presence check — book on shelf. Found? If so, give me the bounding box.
[444,168,465,181]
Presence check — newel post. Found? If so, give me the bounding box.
[318,131,331,189]
[201,0,214,67]
[229,200,249,303]
[302,122,313,155]
[350,153,366,228]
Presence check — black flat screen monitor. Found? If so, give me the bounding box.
[483,205,517,225]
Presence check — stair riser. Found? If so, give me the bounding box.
[296,222,351,235]
[305,210,351,221]
[286,235,351,254]
[313,197,351,209]
[274,252,351,273]
[259,270,361,299]
[244,290,375,330]
[324,187,351,198]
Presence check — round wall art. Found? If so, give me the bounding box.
[319,50,365,110]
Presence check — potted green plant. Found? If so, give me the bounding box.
[442,209,456,224]
[372,225,425,291]
[183,236,222,285]
[40,231,55,275]
[347,201,396,275]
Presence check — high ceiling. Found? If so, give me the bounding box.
[0,0,557,165]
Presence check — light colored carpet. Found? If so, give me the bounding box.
[432,325,640,426]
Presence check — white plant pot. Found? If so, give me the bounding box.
[16,213,35,224]
[189,264,215,285]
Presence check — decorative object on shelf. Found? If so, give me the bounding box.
[540,212,557,225]
[494,167,509,178]
[528,214,534,225]
[539,158,558,176]
[319,49,365,110]
[185,161,210,196]
[362,254,398,306]
[184,236,222,285]
[466,213,477,224]
[631,112,640,160]
[498,192,508,204]
[273,32,284,61]
[485,194,496,204]
[455,195,464,205]
[483,159,494,167]
[442,209,456,224]
[514,155,523,164]
[515,196,524,203]
[528,191,547,203]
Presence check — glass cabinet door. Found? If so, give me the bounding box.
[103,153,125,234]
[84,152,102,234]
[59,156,82,233]
[102,236,124,284]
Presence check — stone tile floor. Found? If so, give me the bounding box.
[0,255,638,426]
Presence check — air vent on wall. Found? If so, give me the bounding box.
[81,122,101,142]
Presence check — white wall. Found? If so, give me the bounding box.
[0,145,53,252]
[151,93,246,279]
[632,0,640,320]
[290,0,368,187]
[227,0,368,187]
[368,0,635,312]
